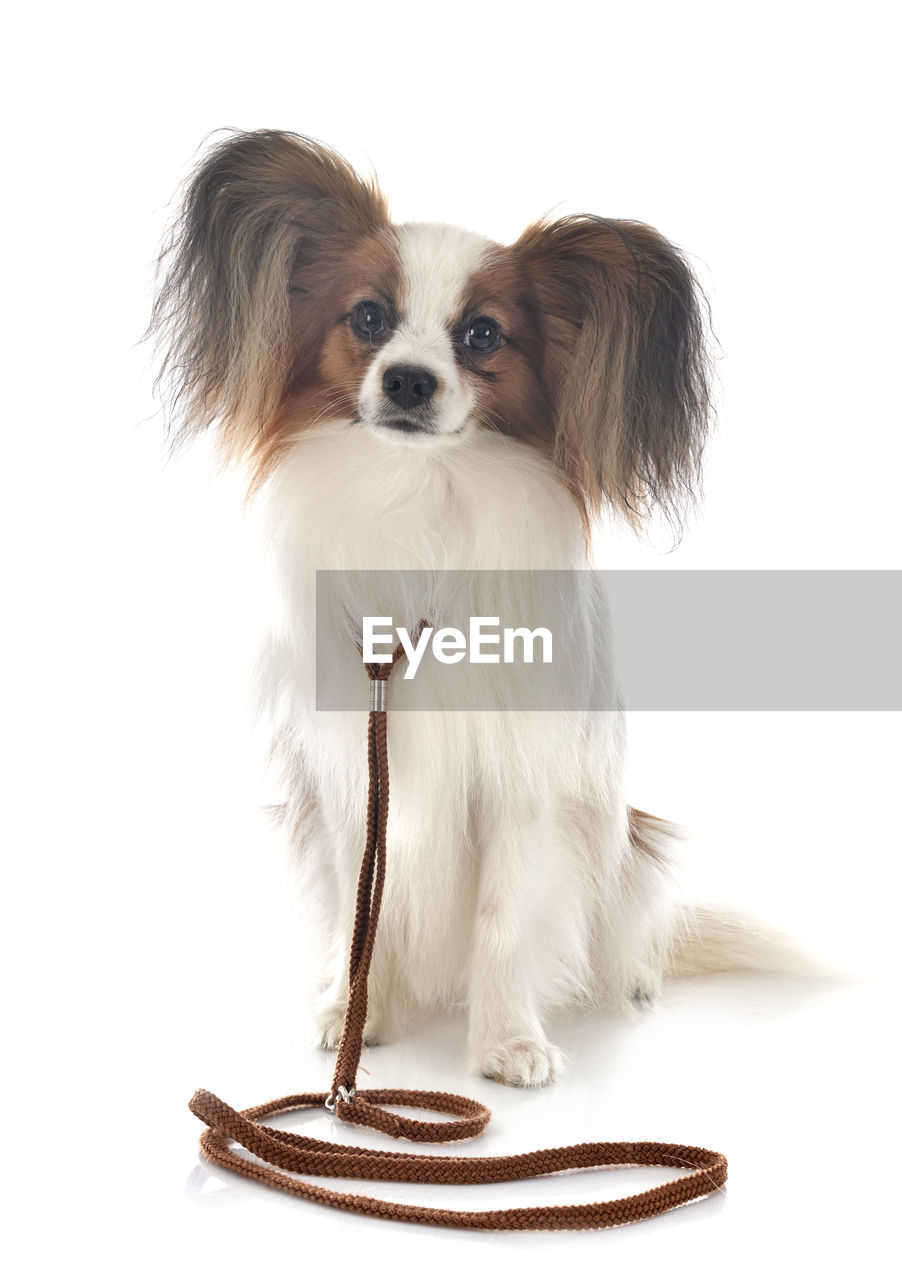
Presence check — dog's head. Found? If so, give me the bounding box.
[152,129,711,526]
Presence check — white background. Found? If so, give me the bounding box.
[2,2,899,1276]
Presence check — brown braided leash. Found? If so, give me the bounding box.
[189,642,728,1229]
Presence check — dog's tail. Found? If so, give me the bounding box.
[664,902,830,979]
[628,808,832,980]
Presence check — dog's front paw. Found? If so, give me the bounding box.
[313,997,348,1050]
[313,997,386,1050]
[476,1036,564,1087]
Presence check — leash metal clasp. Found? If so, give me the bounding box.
[324,1085,356,1113]
[370,679,387,712]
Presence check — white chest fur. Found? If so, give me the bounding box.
[253,423,659,1082]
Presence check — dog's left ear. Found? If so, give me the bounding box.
[516,216,712,526]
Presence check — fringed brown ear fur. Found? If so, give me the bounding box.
[516,216,712,528]
[149,129,388,462]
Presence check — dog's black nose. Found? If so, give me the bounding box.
[382,365,438,410]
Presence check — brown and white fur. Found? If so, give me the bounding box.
[152,130,798,1086]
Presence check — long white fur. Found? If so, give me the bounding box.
[254,224,795,1088]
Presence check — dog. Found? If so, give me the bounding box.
[152,129,798,1087]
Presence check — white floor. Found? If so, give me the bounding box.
[10,871,893,1278]
[166,973,890,1280]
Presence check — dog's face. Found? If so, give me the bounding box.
[152,130,711,525]
[311,220,549,451]
[332,223,515,443]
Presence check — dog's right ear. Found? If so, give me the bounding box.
[149,129,388,461]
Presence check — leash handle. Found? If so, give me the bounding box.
[189,635,728,1229]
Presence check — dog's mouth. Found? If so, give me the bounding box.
[370,413,436,435]
[354,406,470,442]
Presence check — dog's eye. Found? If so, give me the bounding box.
[352,301,385,336]
[463,317,501,352]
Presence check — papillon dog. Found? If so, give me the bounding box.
[152,130,794,1086]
